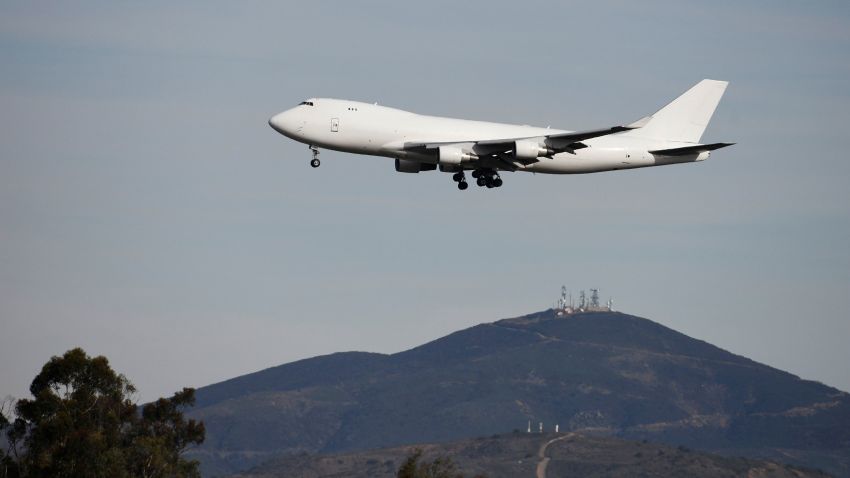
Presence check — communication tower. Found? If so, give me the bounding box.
[555,286,614,315]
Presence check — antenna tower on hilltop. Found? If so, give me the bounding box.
[555,286,614,315]
[558,285,568,309]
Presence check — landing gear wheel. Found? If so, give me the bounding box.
[493,177,503,187]
[457,181,468,190]
[476,177,487,187]
[309,145,320,168]
[452,172,465,182]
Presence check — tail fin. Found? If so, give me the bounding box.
[627,79,728,143]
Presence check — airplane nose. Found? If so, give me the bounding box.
[268,111,290,134]
[269,109,305,137]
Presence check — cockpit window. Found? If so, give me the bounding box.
[299,101,314,106]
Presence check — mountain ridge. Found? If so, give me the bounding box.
[187,310,850,477]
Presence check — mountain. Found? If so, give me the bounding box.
[233,432,831,478]
[187,310,850,476]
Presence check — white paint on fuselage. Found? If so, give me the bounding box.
[269,98,707,174]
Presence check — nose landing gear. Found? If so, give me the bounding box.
[309,146,320,168]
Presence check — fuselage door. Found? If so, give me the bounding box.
[331,117,339,132]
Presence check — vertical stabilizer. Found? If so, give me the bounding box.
[628,79,728,143]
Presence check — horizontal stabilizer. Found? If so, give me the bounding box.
[649,142,735,156]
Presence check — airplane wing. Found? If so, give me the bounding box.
[402,116,650,167]
[545,116,650,144]
[648,142,735,156]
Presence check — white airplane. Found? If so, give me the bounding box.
[268,79,732,190]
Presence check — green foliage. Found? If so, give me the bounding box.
[396,449,485,478]
[132,388,205,477]
[4,348,204,478]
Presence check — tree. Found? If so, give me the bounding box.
[130,388,205,477]
[5,348,204,478]
[397,449,486,478]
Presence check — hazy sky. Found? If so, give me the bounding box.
[1,1,849,402]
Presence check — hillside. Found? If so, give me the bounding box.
[187,310,850,476]
[232,432,831,478]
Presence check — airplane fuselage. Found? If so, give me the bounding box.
[269,98,707,174]
[269,80,731,190]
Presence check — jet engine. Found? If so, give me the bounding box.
[438,146,475,166]
[395,158,436,173]
[514,139,554,161]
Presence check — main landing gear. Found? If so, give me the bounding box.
[452,169,502,190]
[471,169,502,188]
[452,171,468,190]
[309,146,320,168]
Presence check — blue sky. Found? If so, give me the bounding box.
[1,1,849,402]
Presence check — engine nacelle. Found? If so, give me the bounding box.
[395,158,436,173]
[438,146,475,166]
[514,139,554,161]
